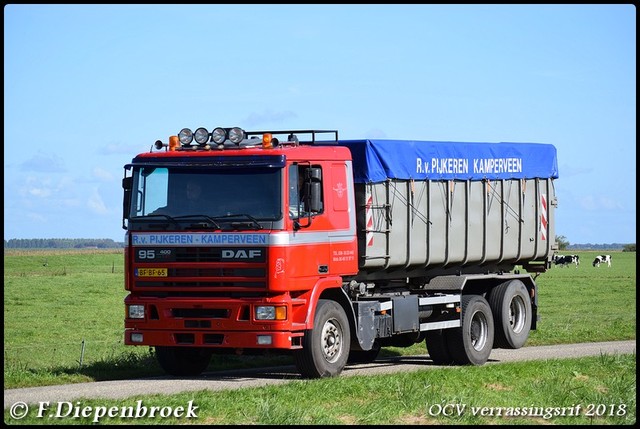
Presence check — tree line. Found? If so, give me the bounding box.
[555,235,635,252]
[4,238,124,249]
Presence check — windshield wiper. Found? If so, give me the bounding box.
[172,215,222,230]
[213,213,264,230]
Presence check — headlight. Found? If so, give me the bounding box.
[194,127,210,145]
[178,128,193,145]
[255,305,287,320]
[128,305,145,319]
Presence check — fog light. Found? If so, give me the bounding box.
[128,305,145,319]
[257,335,272,345]
[131,333,144,343]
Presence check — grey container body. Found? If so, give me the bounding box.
[353,178,556,281]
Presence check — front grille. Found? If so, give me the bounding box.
[184,320,211,328]
[173,308,230,318]
[172,268,265,277]
[203,334,224,345]
[132,246,266,264]
[136,281,265,288]
[132,246,268,293]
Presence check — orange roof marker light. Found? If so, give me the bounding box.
[169,135,180,151]
[262,133,274,149]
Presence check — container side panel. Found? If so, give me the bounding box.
[447,181,467,265]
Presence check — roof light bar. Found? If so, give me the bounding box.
[161,127,337,151]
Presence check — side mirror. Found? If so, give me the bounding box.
[122,177,133,226]
[308,182,322,212]
[306,167,323,213]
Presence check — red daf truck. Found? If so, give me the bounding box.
[121,127,558,378]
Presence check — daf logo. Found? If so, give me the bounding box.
[221,249,262,259]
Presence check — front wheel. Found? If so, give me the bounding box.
[155,346,213,376]
[294,299,351,378]
[446,294,494,365]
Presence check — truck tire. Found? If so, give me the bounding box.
[294,299,351,378]
[379,331,426,348]
[347,341,381,364]
[155,346,213,376]
[446,294,494,365]
[488,280,532,349]
[425,330,455,365]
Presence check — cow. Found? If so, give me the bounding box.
[592,254,612,267]
[554,254,580,267]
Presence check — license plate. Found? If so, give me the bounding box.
[136,268,168,277]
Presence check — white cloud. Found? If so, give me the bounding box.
[26,212,47,222]
[87,188,109,215]
[558,163,593,178]
[364,129,387,139]
[105,142,144,155]
[20,152,67,173]
[93,167,114,181]
[578,195,624,212]
[28,186,53,198]
[243,110,298,127]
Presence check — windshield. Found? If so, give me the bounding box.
[129,167,282,222]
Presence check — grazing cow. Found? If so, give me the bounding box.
[554,254,580,267]
[592,254,612,267]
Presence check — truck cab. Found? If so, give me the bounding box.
[122,129,359,377]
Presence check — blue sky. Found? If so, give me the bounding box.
[4,4,636,245]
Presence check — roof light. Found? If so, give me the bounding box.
[211,127,226,144]
[288,133,299,144]
[262,133,273,149]
[228,127,245,144]
[178,128,193,146]
[169,136,180,151]
[194,127,210,145]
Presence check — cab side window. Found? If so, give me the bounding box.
[289,165,323,219]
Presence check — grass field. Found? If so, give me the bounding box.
[3,249,636,425]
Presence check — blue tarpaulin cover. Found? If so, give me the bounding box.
[336,139,559,183]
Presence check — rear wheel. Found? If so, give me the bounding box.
[488,280,532,349]
[294,299,351,378]
[425,330,455,365]
[155,346,213,376]
[446,295,494,365]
